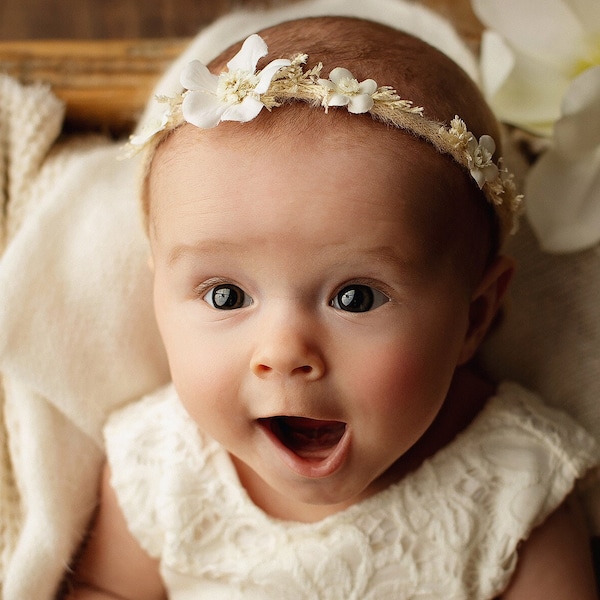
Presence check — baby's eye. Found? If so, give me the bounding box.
[203,284,252,310]
[331,284,390,313]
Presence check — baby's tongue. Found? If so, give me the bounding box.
[273,416,346,460]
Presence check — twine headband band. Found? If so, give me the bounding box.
[131,33,523,242]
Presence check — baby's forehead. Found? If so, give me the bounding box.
[166,103,434,161]
[155,109,478,242]
[152,109,493,288]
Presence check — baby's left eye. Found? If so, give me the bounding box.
[331,284,390,313]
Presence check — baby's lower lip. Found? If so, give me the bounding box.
[258,416,350,478]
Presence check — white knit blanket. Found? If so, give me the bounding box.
[0,1,598,598]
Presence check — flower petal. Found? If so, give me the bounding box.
[182,91,226,128]
[329,67,355,85]
[180,60,218,92]
[479,31,516,100]
[327,94,350,107]
[484,163,499,182]
[470,168,487,189]
[227,34,268,73]
[221,96,265,123]
[526,145,600,252]
[484,50,571,135]
[562,0,600,34]
[554,66,600,157]
[358,79,378,95]
[318,79,336,92]
[472,0,587,66]
[480,135,497,156]
[562,65,600,116]
[254,58,292,94]
[348,94,374,114]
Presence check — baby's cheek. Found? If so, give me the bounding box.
[349,345,445,424]
[353,344,420,395]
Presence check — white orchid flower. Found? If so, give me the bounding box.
[525,66,600,251]
[473,0,600,252]
[180,34,291,129]
[319,68,378,114]
[473,0,600,136]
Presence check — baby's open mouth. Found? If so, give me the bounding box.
[259,416,347,461]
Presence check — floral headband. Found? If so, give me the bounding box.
[131,33,523,240]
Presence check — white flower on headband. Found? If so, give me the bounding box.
[180,34,291,128]
[440,117,499,189]
[466,134,499,189]
[318,68,378,114]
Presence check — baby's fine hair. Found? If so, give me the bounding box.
[214,17,501,142]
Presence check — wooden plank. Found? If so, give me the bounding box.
[0,0,302,40]
[0,39,187,134]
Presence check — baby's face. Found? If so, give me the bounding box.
[149,120,477,521]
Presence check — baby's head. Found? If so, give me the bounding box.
[142,16,519,289]
[141,17,519,518]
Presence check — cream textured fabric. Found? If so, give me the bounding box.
[105,382,598,600]
[0,76,64,252]
[0,78,169,598]
[0,75,64,593]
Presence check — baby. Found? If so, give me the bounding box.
[65,16,599,600]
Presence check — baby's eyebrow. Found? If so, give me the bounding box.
[358,245,427,279]
[356,244,428,268]
[360,245,406,264]
[166,241,427,283]
[167,240,245,265]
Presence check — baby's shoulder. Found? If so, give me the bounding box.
[104,384,231,509]
[102,384,231,558]
[421,381,599,526]
[471,382,598,462]
[106,385,184,458]
[106,383,184,437]
[104,383,222,469]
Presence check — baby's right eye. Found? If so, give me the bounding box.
[203,284,252,310]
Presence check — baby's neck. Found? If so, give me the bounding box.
[386,365,494,482]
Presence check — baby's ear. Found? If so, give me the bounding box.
[458,255,515,365]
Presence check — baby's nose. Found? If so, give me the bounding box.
[250,323,326,381]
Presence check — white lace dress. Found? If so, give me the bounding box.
[104,382,598,599]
